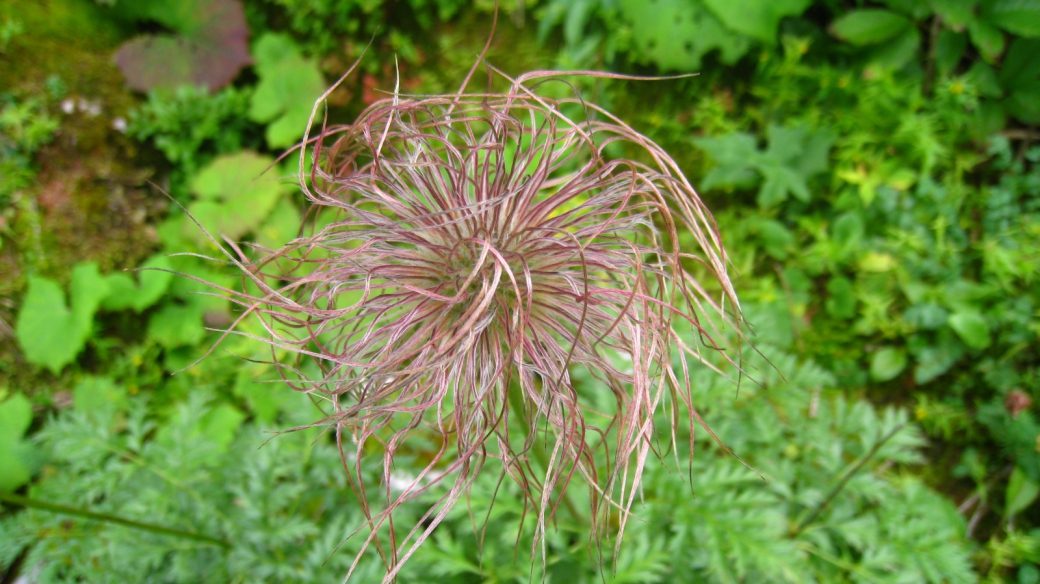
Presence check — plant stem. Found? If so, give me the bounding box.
[0,491,231,549]
[792,421,907,534]
[507,384,586,525]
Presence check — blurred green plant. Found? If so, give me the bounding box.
[127,84,255,179]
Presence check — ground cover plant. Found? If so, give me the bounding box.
[1,0,1039,582]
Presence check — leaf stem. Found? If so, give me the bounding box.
[792,421,907,533]
[0,491,231,549]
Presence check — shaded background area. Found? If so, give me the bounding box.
[1,0,1038,581]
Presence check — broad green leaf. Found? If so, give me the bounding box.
[870,347,908,382]
[257,198,303,250]
[830,10,912,46]
[947,311,991,350]
[186,151,287,244]
[702,0,810,43]
[999,39,1040,123]
[248,33,327,148]
[618,0,751,71]
[101,255,174,312]
[0,393,31,446]
[968,19,1005,62]
[825,277,857,319]
[935,30,968,76]
[982,0,1040,37]
[15,264,109,374]
[147,302,207,349]
[999,39,1040,89]
[930,0,978,27]
[1007,466,1040,517]
[0,393,34,491]
[869,26,922,70]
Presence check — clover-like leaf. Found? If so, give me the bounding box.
[185,151,288,244]
[15,263,110,374]
[248,33,327,148]
[618,0,751,71]
[101,255,174,313]
[113,0,251,92]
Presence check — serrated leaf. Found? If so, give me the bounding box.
[618,0,751,71]
[947,311,991,350]
[870,347,908,382]
[248,33,326,148]
[982,0,1040,37]
[15,264,109,374]
[114,0,251,92]
[702,0,811,43]
[101,255,174,312]
[830,10,913,46]
[186,151,287,243]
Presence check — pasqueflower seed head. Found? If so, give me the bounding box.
[212,64,748,580]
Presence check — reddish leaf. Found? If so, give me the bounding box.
[114,0,251,92]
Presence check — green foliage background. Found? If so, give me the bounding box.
[1,0,1039,581]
